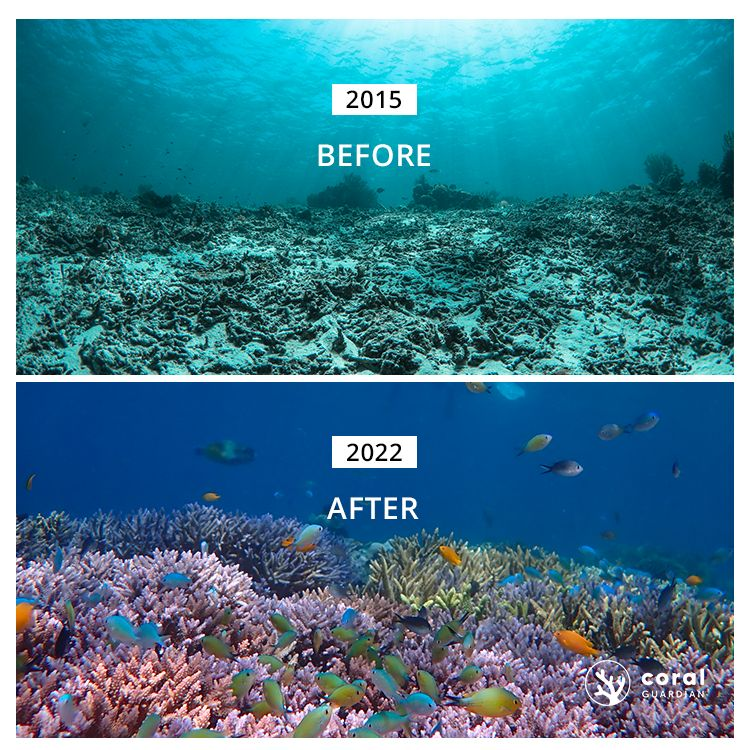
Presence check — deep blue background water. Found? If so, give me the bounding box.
[17,382,733,588]
[17,19,733,205]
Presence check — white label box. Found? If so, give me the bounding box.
[331,84,417,116]
[331,436,418,468]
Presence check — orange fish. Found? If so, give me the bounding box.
[202,492,221,502]
[553,630,600,657]
[465,382,490,394]
[685,575,703,586]
[280,536,295,548]
[16,602,35,633]
[438,545,462,566]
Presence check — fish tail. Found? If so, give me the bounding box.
[540,465,552,474]
[623,424,634,434]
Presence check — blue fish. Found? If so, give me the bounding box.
[162,572,191,590]
[547,570,564,584]
[524,566,542,579]
[578,545,598,558]
[106,615,139,645]
[341,607,358,628]
[53,546,64,573]
[498,573,523,586]
[596,583,617,598]
[136,622,164,650]
[695,587,724,602]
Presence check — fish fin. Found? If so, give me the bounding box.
[418,606,428,619]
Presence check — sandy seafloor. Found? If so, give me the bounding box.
[16,182,733,375]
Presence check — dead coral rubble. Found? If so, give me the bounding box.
[17,182,732,374]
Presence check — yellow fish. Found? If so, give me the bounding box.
[438,545,462,567]
[16,602,34,633]
[447,686,521,717]
[25,473,36,491]
[686,575,703,586]
[517,434,552,456]
[202,492,221,502]
[553,630,600,657]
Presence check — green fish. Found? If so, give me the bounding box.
[316,672,347,696]
[180,728,225,738]
[329,681,366,708]
[258,654,285,671]
[383,654,409,687]
[349,727,381,738]
[136,713,161,738]
[292,704,333,738]
[331,626,358,642]
[416,670,440,704]
[431,643,448,664]
[274,630,297,651]
[345,631,375,663]
[262,678,286,716]
[434,623,463,647]
[364,710,410,735]
[457,664,483,685]
[64,600,75,633]
[202,635,236,661]
[462,630,475,657]
[365,645,382,668]
[231,669,257,701]
[372,668,402,700]
[218,607,233,627]
[250,701,272,718]
[270,612,294,634]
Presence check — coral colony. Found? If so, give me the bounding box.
[16,508,733,737]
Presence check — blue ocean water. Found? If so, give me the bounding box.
[16,19,733,205]
[16,381,733,590]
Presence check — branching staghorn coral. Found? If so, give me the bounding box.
[18,505,356,597]
[364,530,563,612]
[16,511,77,559]
[16,550,733,738]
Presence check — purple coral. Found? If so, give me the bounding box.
[16,548,733,738]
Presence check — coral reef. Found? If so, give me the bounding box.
[411,175,492,210]
[307,175,379,209]
[17,505,357,597]
[16,181,732,375]
[365,531,734,668]
[16,511,77,560]
[644,153,684,192]
[16,547,733,737]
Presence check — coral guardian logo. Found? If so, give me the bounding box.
[640,668,708,700]
[586,660,709,706]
